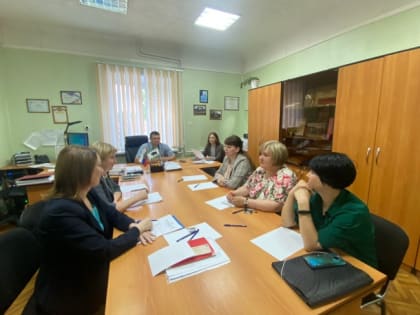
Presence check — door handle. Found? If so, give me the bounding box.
[366,147,371,163]
[375,147,381,164]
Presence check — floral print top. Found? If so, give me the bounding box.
[246,166,297,203]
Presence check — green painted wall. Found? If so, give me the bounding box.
[245,6,420,85]
[0,49,245,166]
[0,49,99,165]
[182,69,246,153]
[0,48,11,165]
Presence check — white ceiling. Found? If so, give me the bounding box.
[1,0,420,73]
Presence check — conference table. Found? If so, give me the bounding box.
[106,161,386,315]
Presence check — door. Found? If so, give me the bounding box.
[248,83,281,166]
[333,58,384,202]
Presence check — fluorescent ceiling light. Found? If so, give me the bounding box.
[195,8,240,31]
[80,0,128,15]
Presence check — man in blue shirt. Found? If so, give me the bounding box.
[134,131,175,163]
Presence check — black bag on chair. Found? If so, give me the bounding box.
[272,253,373,307]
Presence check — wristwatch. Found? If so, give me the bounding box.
[244,197,249,208]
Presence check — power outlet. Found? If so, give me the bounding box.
[85,125,89,131]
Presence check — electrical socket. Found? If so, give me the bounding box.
[85,125,89,131]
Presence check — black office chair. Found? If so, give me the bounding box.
[125,135,148,163]
[361,214,409,315]
[19,201,47,232]
[0,227,41,313]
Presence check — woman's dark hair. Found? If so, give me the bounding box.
[51,145,99,200]
[309,152,356,189]
[207,132,220,145]
[224,135,243,153]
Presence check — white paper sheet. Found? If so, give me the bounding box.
[164,161,182,171]
[152,214,184,237]
[126,192,163,210]
[187,182,218,191]
[181,175,207,182]
[205,195,234,210]
[148,242,195,276]
[120,183,147,193]
[164,222,222,245]
[251,227,304,261]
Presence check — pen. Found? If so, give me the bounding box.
[193,183,200,189]
[224,224,247,227]
[176,228,199,242]
[177,178,183,183]
[232,209,243,214]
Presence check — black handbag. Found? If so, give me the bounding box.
[272,253,373,307]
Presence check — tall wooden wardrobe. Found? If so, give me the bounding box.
[334,49,420,268]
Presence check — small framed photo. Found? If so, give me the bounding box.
[224,96,240,111]
[52,105,69,124]
[26,99,50,113]
[193,104,206,116]
[199,90,208,103]
[60,91,82,105]
[210,109,222,120]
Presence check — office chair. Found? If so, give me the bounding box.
[19,201,47,232]
[125,135,148,163]
[361,214,409,315]
[0,227,41,313]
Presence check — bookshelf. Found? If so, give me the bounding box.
[281,69,338,167]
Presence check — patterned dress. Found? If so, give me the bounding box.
[246,166,297,203]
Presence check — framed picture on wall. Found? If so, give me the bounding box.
[26,99,50,113]
[60,91,82,105]
[193,104,206,115]
[210,109,222,120]
[224,96,239,111]
[199,90,208,103]
[52,105,69,124]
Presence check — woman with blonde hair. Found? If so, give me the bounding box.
[227,140,296,212]
[91,141,148,212]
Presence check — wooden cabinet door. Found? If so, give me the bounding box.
[333,58,384,202]
[248,83,281,166]
[368,49,420,266]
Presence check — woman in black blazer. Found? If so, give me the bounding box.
[27,146,155,315]
[202,131,225,162]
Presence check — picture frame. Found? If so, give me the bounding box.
[52,105,69,124]
[26,99,50,113]
[199,90,208,103]
[224,96,240,111]
[193,104,207,116]
[60,90,82,105]
[210,109,222,120]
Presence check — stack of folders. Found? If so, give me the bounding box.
[148,237,230,283]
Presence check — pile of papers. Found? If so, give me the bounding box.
[148,222,230,283]
[15,172,55,186]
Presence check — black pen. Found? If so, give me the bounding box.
[232,209,243,214]
[193,183,200,189]
[224,224,247,227]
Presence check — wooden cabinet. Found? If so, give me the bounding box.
[248,83,281,166]
[333,49,420,268]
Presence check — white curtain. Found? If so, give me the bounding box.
[96,64,183,152]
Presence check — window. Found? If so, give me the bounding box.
[97,64,183,152]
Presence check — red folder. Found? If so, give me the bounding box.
[172,237,215,267]
[16,172,54,181]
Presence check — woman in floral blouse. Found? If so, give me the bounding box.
[226,140,296,212]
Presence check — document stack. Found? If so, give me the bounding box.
[148,222,230,283]
[12,152,33,165]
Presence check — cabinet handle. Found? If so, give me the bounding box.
[366,147,371,163]
[375,147,381,164]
